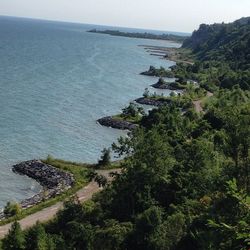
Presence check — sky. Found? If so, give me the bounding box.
[0,0,250,33]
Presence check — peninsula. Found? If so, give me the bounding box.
[87,29,187,43]
[97,103,143,130]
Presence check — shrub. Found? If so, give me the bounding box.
[4,202,21,218]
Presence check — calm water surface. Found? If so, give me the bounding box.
[0,16,180,207]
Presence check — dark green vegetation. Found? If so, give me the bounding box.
[141,65,175,77]
[116,103,145,123]
[145,17,250,92]
[151,77,169,89]
[151,78,189,91]
[107,103,145,124]
[97,103,144,130]
[88,29,187,43]
[141,84,206,109]
[182,17,250,69]
[97,148,111,167]
[2,87,249,250]
[3,202,21,218]
[173,17,250,91]
[2,18,249,250]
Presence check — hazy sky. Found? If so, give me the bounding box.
[1,0,250,32]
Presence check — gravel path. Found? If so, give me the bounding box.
[0,169,119,239]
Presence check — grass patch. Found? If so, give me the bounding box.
[97,159,124,170]
[44,156,93,184]
[165,48,194,65]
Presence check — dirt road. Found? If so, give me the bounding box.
[0,169,119,239]
[193,91,213,113]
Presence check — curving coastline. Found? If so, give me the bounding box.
[11,160,74,209]
[13,159,74,187]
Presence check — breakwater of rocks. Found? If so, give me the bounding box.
[0,160,75,219]
[135,97,171,107]
[97,116,138,130]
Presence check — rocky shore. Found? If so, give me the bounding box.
[151,78,173,89]
[0,160,75,219]
[140,66,175,78]
[97,116,138,130]
[135,97,171,106]
[12,160,74,209]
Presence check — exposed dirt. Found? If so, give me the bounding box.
[193,91,213,113]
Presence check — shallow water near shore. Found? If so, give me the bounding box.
[0,16,180,208]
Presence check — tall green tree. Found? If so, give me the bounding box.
[2,221,25,250]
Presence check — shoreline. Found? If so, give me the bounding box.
[97,43,182,131]
[1,34,181,222]
[87,29,186,43]
[0,160,75,220]
[139,45,194,64]
[97,116,138,131]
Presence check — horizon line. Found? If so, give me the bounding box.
[0,15,192,35]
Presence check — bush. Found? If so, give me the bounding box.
[4,202,21,218]
[98,148,111,167]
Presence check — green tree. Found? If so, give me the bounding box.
[3,202,21,218]
[64,221,94,250]
[94,220,133,250]
[206,179,250,250]
[94,174,108,187]
[98,148,111,167]
[121,102,145,118]
[128,206,163,250]
[25,222,51,250]
[2,221,25,250]
[150,213,186,250]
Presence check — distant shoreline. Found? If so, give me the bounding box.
[87,29,187,43]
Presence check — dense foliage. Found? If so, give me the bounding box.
[179,17,250,90]
[1,18,249,250]
[141,66,175,77]
[182,17,250,69]
[3,202,21,218]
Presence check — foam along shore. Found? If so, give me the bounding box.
[97,116,138,131]
[7,160,74,211]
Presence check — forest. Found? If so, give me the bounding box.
[1,18,249,250]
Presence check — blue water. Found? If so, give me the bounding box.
[0,16,180,208]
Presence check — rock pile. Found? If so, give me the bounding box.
[135,97,171,107]
[11,160,75,209]
[97,116,138,131]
